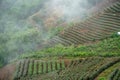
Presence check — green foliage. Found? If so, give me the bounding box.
[9,0,46,19]
[0,0,48,67]
[0,57,4,68]
[98,77,107,80]
[110,33,119,38]
[20,34,120,59]
[46,27,64,39]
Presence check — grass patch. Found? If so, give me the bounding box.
[20,34,120,58]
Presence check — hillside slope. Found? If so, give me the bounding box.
[47,1,120,46]
[0,0,120,80]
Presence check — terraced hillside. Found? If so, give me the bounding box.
[13,59,66,80]
[1,0,120,80]
[12,1,120,79]
[12,57,120,80]
[47,1,120,46]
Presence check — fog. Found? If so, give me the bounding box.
[45,0,89,22]
[0,0,46,66]
[0,0,103,67]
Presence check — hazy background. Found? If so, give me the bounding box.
[0,0,47,66]
[0,0,103,67]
